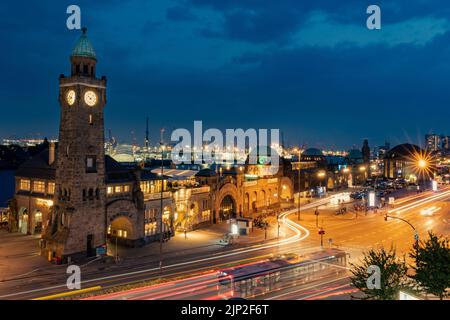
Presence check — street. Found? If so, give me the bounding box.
[0,187,448,300]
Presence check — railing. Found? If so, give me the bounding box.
[144,191,171,201]
[191,186,210,194]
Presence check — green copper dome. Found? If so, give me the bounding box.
[71,27,96,59]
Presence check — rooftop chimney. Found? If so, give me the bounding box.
[49,142,55,165]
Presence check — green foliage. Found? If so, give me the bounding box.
[350,246,408,300]
[409,231,450,300]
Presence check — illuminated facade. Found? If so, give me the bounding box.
[8,29,296,263]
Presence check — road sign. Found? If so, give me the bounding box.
[96,244,107,257]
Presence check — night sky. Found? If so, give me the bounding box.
[1,1,450,150]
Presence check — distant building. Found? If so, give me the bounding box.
[441,136,450,150]
[384,143,424,180]
[425,134,441,152]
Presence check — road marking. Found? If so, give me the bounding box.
[32,286,102,300]
[298,283,353,300]
[1,198,336,299]
[266,275,350,300]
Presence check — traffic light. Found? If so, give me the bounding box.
[318,228,325,235]
[384,214,388,221]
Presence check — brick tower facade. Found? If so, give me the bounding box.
[41,28,107,262]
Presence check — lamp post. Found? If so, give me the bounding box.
[359,165,366,186]
[159,128,165,273]
[277,212,280,239]
[317,171,326,198]
[416,158,428,192]
[296,147,303,221]
[384,214,419,250]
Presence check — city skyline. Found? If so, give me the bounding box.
[1,1,450,149]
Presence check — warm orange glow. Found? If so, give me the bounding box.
[417,159,427,169]
[407,150,435,178]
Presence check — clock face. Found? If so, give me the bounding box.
[84,90,98,106]
[66,90,76,106]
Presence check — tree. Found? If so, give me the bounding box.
[409,231,450,300]
[350,246,408,300]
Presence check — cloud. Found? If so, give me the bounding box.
[292,11,450,48]
[166,6,196,21]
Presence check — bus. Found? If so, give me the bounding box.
[217,249,348,299]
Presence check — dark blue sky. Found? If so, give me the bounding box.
[1,1,449,150]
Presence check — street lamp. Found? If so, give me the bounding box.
[417,159,427,169]
[296,147,303,221]
[384,214,419,250]
[416,158,428,192]
[317,170,326,197]
[159,128,165,273]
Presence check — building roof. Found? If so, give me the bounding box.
[105,155,135,183]
[385,143,423,159]
[347,149,362,159]
[15,149,56,180]
[15,146,135,183]
[196,168,217,177]
[151,168,198,181]
[71,27,96,60]
[302,148,324,157]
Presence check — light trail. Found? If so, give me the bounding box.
[300,283,356,300]
[388,189,450,214]
[266,275,350,300]
[7,195,327,300]
[420,206,441,216]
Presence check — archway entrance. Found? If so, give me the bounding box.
[107,216,134,244]
[18,208,28,234]
[219,195,236,221]
[280,184,291,201]
[33,210,43,234]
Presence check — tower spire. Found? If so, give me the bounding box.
[145,116,150,161]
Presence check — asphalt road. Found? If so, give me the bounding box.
[0,187,448,300]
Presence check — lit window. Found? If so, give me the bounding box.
[115,186,122,193]
[117,230,122,237]
[20,179,31,191]
[107,186,113,195]
[124,185,130,192]
[33,181,46,193]
[47,182,55,195]
[89,114,93,125]
[86,156,96,172]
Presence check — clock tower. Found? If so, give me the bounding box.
[42,28,107,261]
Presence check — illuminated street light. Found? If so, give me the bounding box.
[417,159,427,169]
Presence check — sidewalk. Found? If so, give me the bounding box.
[0,230,58,281]
[112,219,282,262]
